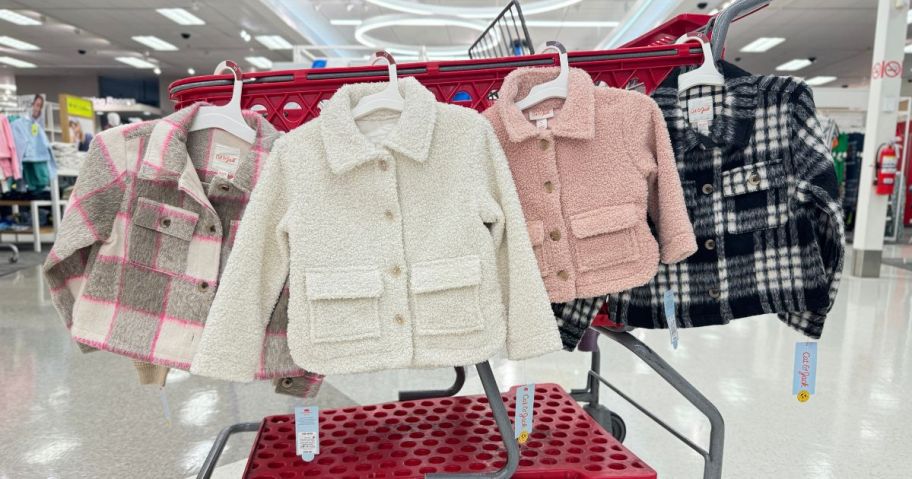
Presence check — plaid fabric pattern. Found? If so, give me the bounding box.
[551,296,606,351]
[43,105,323,394]
[600,62,844,339]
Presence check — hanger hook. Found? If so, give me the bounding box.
[370,51,396,66]
[214,60,243,81]
[541,41,567,55]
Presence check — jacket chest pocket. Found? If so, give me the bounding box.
[526,220,549,277]
[570,205,641,272]
[305,267,383,344]
[129,198,199,275]
[721,159,789,234]
[410,256,484,336]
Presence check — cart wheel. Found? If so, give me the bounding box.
[609,412,626,442]
[581,403,626,442]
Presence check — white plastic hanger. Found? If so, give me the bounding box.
[675,34,725,92]
[188,60,257,144]
[514,41,569,112]
[351,51,404,120]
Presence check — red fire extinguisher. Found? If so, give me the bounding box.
[875,143,898,195]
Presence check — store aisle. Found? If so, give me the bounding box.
[1,247,911,479]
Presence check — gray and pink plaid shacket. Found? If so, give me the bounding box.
[43,104,323,396]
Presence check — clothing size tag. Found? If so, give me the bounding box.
[663,290,679,350]
[295,406,320,461]
[687,97,714,123]
[212,144,241,177]
[793,342,818,403]
[513,384,535,444]
[536,118,548,129]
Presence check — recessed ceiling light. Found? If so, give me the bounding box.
[0,36,39,51]
[156,8,205,26]
[245,56,273,69]
[255,35,293,50]
[0,56,36,68]
[805,76,837,86]
[153,67,162,75]
[240,30,252,42]
[776,58,813,71]
[740,37,785,53]
[187,67,196,75]
[132,36,178,51]
[115,56,157,68]
[0,9,41,26]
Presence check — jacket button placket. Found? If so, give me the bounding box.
[537,133,573,297]
[379,152,412,363]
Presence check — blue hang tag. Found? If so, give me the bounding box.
[663,290,679,350]
[295,406,320,461]
[792,342,818,402]
[513,384,535,444]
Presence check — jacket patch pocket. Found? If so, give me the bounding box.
[526,220,549,277]
[722,159,789,234]
[570,205,641,272]
[305,267,383,344]
[129,197,199,274]
[410,255,484,336]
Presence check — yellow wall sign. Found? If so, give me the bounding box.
[65,95,94,118]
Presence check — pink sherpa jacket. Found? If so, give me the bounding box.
[484,67,697,302]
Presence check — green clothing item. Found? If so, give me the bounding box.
[22,160,50,191]
[832,133,847,187]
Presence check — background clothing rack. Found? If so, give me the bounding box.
[176,2,768,478]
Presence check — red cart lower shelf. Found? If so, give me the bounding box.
[244,383,656,479]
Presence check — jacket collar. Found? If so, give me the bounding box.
[653,61,758,155]
[495,67,595,143]
[138,104,277,211]
[320,77,438,175]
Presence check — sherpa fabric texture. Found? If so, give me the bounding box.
[600,62,845,339]
[191,77,562,379]
[484,67,697,303]
[42,105,323,396]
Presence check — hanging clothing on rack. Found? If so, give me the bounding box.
[10,115,57,190]
[596,62,844,339]
[191,77,561,379]
[43,105,323,397]
[0,115,21,182]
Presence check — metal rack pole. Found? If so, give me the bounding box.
[398,366,466,401]
[428,361,520,479]
[592,327,725,479]
[709,0,771,61]
[196,422,260,479]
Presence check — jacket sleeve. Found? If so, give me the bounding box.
[634,100,697,264]
[477,123,562,360]
[778,82,845,339]
[43,133,126,329]
[191,138,292,382]
[0,117,20,179]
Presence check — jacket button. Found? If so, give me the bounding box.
[704,238,716,250]
[557,270,569,281]
[219,184,231,192]
[708,288,721,299]
[549,230,561,241]
[544,181,554,193]
[395,314,406,324]
[160,218,171,228]
[539,138,549,150]
[384,210,394,220]
[281,378,294,388]
[208,225,218,234]
[378,160,389,171]
[701,184,714,195]
[198,281,210,292]
[747,171,761,186]
[390,265,402,276]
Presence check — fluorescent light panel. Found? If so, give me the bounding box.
[330,19,619,28]
[740,37,785,53]
[132,35,178,51]
[245,56,273,69]
[905,43,912,54]
[776,58,813,71]
[0,9,41,26]
[0,36,39,51]
[0,56,36,68]
[156,8,205,26]
[255,35,293,50]
[805,76,837,86]
[115,56,156,68]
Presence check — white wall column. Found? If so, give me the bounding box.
[851,0,910,277]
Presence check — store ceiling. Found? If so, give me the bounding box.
[0,0,899,90]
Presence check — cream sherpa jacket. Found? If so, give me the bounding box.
[484,67,698,302]
[191,78,562,379]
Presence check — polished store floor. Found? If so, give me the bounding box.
[1,245,910,479]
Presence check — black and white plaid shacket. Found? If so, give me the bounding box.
[559,62,844,339]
